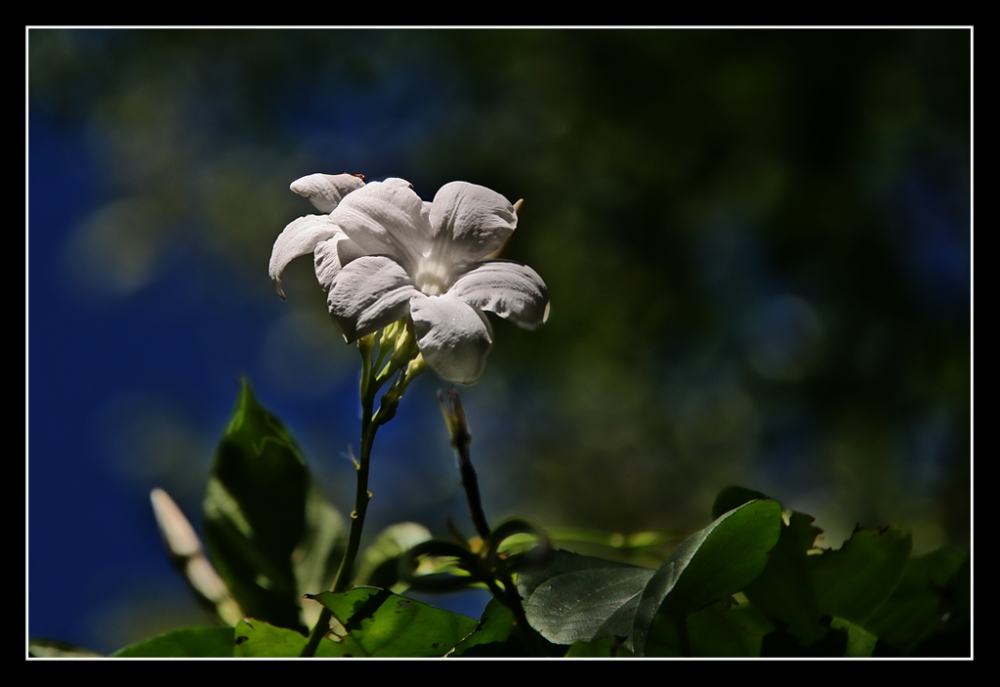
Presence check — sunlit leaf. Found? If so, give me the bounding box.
[830,616,877,657]
[233,617,340,657]
[308,587,479,657]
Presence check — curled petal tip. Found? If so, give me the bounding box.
[290,173,366,214]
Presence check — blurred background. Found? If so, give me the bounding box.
[28,29,970,654]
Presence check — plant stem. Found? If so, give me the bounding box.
[300,340,384,658]
[459,453,492,542]
[443,389,549,656]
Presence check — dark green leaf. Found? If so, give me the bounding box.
[761,621,849,657]
[743,509,827,644]
[866,546,968,654]
[112,627,234,657]
[308,587,479,657]
[644,598,774,657]
[565,637,627,657]
[712,486,771,519]
[518,550,655,646]
[519,500,782,656]
[632,499,781,653]
[450,599,526,657]
[203,380,342,632]
[688,598,773,657]
[808,526,911,624]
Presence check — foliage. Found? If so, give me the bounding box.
[46,383,965,658]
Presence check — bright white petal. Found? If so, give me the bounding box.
[429,182,517,266]
[449,260,550,330]
[269,214,343,298]
[290,173,365,214]
[313,233,366,292]
[410,293,494,384]
[332,179,432,273]
[327,256,420,342]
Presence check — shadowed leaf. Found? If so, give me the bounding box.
[203,380,343,632]
[112,627,234,657]
[519,499,782,655]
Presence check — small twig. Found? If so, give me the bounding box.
[437,388,491,540]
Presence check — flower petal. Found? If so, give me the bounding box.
[327,256,420,342]
[290,173,365,214]
[449,260,550,330]
[313,233,366,292]
[429,182,517,266]
[332,179,432,273]
[410,293,494,384]
[269,214,344,298]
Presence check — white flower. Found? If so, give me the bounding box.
[269,173,550,383]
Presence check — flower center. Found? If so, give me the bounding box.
[414,259,453,297]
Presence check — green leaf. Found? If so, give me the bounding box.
[743,509,827,644]
[203,379,343,632]
[687,598,774,657]
[232,617,342,657]
[632,499,782,653]
[808,525,912,624]
[518,499,783,656]
[761,620,850,657]
[743,501,914,650]
[518,550,655,646]
[308,587,479,657]
[354,522,433,591]
[711,486,771,519]
[644,598,774,657]
[451,599,525,657]
[829,616,877,657]
[294,489,347,602]
[112,627,235,657]
[565,637,628,657]
[866,546,968,654]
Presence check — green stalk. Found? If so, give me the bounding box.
[301,340,381,657]
[300,329,421,657]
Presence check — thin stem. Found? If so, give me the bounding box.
[459,454,492,542]
[441,388,548,656]
[300,340,384,658]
